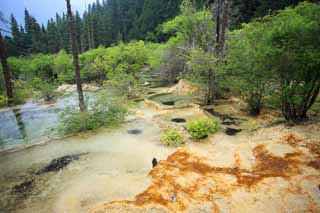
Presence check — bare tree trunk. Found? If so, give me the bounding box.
[219,0,229,56]
[207,0,229,104]
[0,32,14,106]
[66,0,85,111]
[207,68,215,105]
[216,0,222,52]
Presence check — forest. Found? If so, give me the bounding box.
[1,0,319,121]
[0,0,319,212]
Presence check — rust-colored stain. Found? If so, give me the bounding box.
[282,133,304,147]
[282,133,320,158]
[308,160,320,170]
[282,133,320,171]
[96,144,305,212]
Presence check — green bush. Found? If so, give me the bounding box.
[53,50,73,83]
[186,118,220,139]
[59,95,128,135]
[226,2,320,121]
[0,95,8,107]
[31,77,58,101]
[161,129,184,146]
[13,80,33,105]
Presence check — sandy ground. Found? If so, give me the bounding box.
[0,101,319,213]
[92,103,320,213]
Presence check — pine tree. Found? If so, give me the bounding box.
[24,8,33,53]
[139,0,181,41]
[0,32,14,106]
[40,24,48,54]
[229,0,258,29]
[47,19,59,53]
[10,14,23,55]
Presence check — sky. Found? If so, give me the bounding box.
[0,0,96,30]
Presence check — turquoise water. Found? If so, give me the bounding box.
[0,92,97,150]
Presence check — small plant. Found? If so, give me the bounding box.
[161,129,184,146]
[31,77,58,102]
[186,118,220,139]
[59,95,127,135]
[0,95,8,107]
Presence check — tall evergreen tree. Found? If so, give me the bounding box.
[5,0,308,57]
[24,8,32,53]
[10,14,23,55]
[47,19,59,53]
[0,32,14,106]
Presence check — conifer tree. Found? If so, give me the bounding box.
[0,32,14,106]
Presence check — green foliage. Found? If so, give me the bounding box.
[8,54,55,81]
[266,2,320,121]
[13,80,33,105]
[145,43,165,68]
[8,57,30,79]
[80,46,108,82]
[186,118,220,140]
[31,77,58,101]
[226,20,274,115]
[161,129,184,147]
[160,2,216,85]
[59,95,128,135]
[103,41,149,98]
[162,5,214,48]
[53,50,73,83]
[186,48,217,85]
[0,95,8,108]
[226,2,320,120]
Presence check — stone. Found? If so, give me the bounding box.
[225,128,242,136]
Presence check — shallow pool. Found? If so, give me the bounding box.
[149,93,193,106]
[0,91,101,150]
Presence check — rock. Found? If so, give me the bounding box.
[171,193,177,202]
[12,180,34,197]
[152,158,158,168]
[162,101,175,106]
[222,119,235,125]
[56,84,99,93]
[171,118,186,123]
[127,129,143,135]
[168,79,199,95]
[36,154,83,175]
[225,128,242,136]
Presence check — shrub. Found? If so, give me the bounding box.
[0,95,8,107]
[31,77,58,101]
[161,129,184,146]
[59,95,128,135]
[53,50,73,83]
[186,118,220,139]
[226,2,320,121]
[80,46,107,83]
[13,80,32,105]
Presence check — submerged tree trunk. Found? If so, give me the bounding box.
[0,32,14,106]
[66,0,85,111]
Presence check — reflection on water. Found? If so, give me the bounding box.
[13,108,27,142]
[0,92,97,150]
